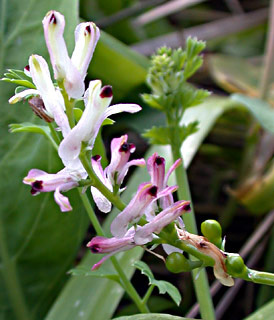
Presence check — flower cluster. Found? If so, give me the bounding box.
[7,11,234,287]
[87,153,191,270]
[9,11,141,211]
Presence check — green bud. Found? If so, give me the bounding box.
[165,252,202,273]
[226,255,247,276]
[201,219,222,248]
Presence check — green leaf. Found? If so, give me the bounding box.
[9,122,58,148]
[69,266,121,284]
[231,94,274,133]
[0,2,90,320]
[244,299,274,320]
[1,78,36,89]
[143,126,170,145]
[133,261,181,306]
[113,314,196,320]
[143,122,199,146]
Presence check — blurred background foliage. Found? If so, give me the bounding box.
[0,0,273,320]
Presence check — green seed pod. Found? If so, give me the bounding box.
[226,255,247,276]
[165,252,203,273]
[166,253,192,273]
[201,219,222,248]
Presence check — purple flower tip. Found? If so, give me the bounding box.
[148,185,158,196]
[49,13,57,24]
[24,65,30,71]
[100,85,113,98]
[89,244,101,253]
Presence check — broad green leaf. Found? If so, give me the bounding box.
[113,314,196,320]
[133,261,181,306]
[231,94,274,134]
[0,2,90,320]
[88,31,149,100]
[244,299,274,320]
[208,54,274,105]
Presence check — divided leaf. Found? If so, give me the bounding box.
[143,122,199,145]
[133,261,181,306]
[69,266,121,284]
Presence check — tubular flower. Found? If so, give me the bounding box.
[23,167,87,212]
[111,182,178,238]
[176,227,234,287]
[90,135,146,213]
[87,200,191,270]
[8,55,71,137]
[58,80,142,169]
[148,153,182,210]
[43,11,100,99]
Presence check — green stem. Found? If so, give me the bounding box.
[142,285,155,305]
[0,220,32,320]
[169,124,215,320]
[79,150,126,211]
[58,81,75,128]
[48,122,61,145]
[77,190,149,313]
[247,269,274,286]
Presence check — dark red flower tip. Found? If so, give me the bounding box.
[49,13,57,24]
[85,25,91,34]
[182,202,191,212]
[100,85,113,98]
[155,156,164,165]
[119,143,130,152]
[24,65,30,71]
[90,244,101,253]
[148,186,158,197]
[31,180,43,191]
[92,155,101,161]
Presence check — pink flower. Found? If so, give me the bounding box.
[23,167,86,212]
[90,135,146,213]
[87,200,190,270]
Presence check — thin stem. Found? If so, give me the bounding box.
[77,190,149,313]
[79,151,126,211]
[0,220,32,320]
[247,269,274,286]
[169,124,215,320]
[48,122,61,145]
[142,285,155,305]
[58,81,75,128]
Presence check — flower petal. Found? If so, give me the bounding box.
[71,22,100,79]
[8,89,39,104]
[164,158,182,186]
[54,187,72,212]
[111,182,158,238]
[104,103,142,118]
[58,80,112,167]
[117,158,146,185]
[29,54,70,137]
[134,200,191,245]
